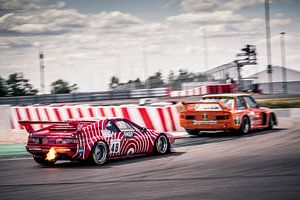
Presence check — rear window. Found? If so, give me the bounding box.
[201,97,233,108]
[194,103,223,111]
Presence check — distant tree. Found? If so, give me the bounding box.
[168,70,175,84]
[109,76,120,89]
[6,73,38,96]
[0,76,8,97]
[145,71,164,88]
[50,79,78,94]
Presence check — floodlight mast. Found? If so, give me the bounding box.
[39,46,45,94]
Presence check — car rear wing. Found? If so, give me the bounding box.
[178,101,229,111]
[19,120,95,134]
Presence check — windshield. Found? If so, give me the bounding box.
[201,97,233,108]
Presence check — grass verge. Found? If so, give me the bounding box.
[257,98,300,108]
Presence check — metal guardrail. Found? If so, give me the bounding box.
[0,88,169,106]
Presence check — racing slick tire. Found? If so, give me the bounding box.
[239,116,251,135]
[268,113,275,130]
[90,141,108,165]
[154,134,170,155]
[185,129,200,136]
[33,155,56,166]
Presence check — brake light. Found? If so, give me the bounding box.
[28,137,40,144]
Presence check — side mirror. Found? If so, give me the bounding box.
[141,127,147,132]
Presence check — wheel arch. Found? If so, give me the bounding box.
[270,112,278,125]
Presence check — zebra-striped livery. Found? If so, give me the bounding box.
[21,117,175,165]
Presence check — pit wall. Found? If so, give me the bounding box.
[10,105,183,133]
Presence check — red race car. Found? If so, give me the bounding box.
[20,118,174,166]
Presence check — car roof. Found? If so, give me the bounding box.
[66,117,124,122]
[202,93,250,98]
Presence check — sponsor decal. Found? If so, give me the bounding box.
[101,130,111,138]
[110,139,121,154]
[193,120,217,125]
[124,131,134,137]
[78,147,84,153]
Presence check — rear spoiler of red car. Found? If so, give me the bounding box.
[19,120,95,133]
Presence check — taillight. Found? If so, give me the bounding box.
[28,137,40,144]
[215,115,230,120]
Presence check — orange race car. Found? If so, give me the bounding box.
[179,94,277,135]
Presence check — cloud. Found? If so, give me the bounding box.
[167,10,245,24]
[180,0,219,13]
[180,0,289,13]
[88,11,142,30]
[221,0,264,10]
[0,8,85,34]
[0,0,65,12]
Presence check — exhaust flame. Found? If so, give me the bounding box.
[46,148,56,161]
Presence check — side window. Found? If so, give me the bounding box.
[236,97,246,110]
[105,121,118,133]
[115,121,135,132]
[115,120,135,137]
[243,96,258,108]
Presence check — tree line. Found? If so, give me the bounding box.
[0,73,77,97]
[109,69,208,90]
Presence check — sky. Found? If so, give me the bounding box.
[0,0,299,93]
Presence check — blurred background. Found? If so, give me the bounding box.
[0,0,300,103]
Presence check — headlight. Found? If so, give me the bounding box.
[234,115,240,124]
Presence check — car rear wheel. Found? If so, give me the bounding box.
[239,116,251,134]
[185,129,200,136]
[154,134,170,155]
[268,114,275,130]
[33,155,56,166]
[90,141,108,165]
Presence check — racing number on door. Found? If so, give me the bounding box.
[110,139,120,154]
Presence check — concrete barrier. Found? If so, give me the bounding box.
[9,105,183,133]
[0,105,11,130]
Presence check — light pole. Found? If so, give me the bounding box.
[39,46,45,94]
[265,0,273,94]
[280,32,287,93]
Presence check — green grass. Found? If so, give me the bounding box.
[0,144,29,158]
[257,98,300,108]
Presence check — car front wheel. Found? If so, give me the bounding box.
[268,114,275,130]
[154,134,170,155]
[239,116,251,134]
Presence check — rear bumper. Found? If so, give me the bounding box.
[180,119,240,131]
[26,145,78,160]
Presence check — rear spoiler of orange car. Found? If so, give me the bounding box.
[178,101,229,111]
[19,120,95,134]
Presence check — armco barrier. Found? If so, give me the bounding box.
[0,88,169,106]
[10,105,182,133]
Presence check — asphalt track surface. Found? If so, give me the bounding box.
[0,118,299,200]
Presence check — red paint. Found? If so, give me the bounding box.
[138,108,154,130]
